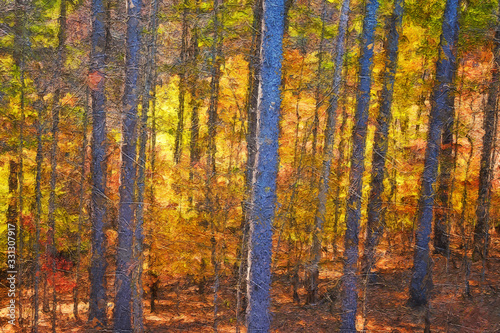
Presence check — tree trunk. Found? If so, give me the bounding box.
[33,98,45,333]
[340,0,379,330]
[114,0,142,331]
[206,0,224,328]
[236,0,263,329]
[409,0,460,307]
[363,0,403,275]
[246,0,284,330]
[133,0,158,330]
[434,14,461,256]
[47,1,67,330]
[311,0,327,161]
[189,0,201,206]
[308,0,350,305]
[73,89,89,322]
[88,0,109,326]
[473,1,500,260]
[174,2,189,164]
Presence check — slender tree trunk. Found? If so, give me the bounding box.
[73,89,89,322]
[311,0,327,161]
[363,0,403,275]
[434,19,461,256]
[409,0,460,307]
[174,2,189,164]
[236,0,262,324]
[46,1,67,330]
[340,0,379,330]
[246,0,284,330]
[33,99,45,333]
[332,106,348,254]
[473,2,500,259]
[308,0,350,305]
[206,0,224,328]
[14,0,27,326]
[88,0,109,325]
[460,134,474,296]
[114,0,142,331]
[189,0,201,206]
[132,0,158,330]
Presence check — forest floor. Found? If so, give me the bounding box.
[1,231,499,332]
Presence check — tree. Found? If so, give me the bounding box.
[133,0,159,330]
[363,0,404,275]
[114,0,142,330]
[473,0,500,260]
[174,0,189,164]
[88,0,109,326]
[308,0,351,304]
[433,4,461,255]
[47,0,67,330]
[409,0,460,307]
[245,0,285,330]
[340,0,379,330]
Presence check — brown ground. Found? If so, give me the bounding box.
[1,232,499,332]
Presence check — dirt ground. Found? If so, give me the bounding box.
[1,232,499,332]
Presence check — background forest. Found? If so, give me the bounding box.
[0,0,500,331]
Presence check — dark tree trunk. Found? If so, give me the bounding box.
[363,0,404,275]
[114,0,142,331]
[133,0,158,331]
[88,0,109,326]
[237,0,262,329]
[33,99,45,333]
[246,0,284,330]
[47,1,67,330]
[311,0,327,161]
[409,0,460,307]
[340,0,379,330]
[174,2,189,164]
[189,0,201,205]
[434,14,461,256]
[473,1,500,260]
[308,0,350,305]
[14,2,27,326]
[74,89,89,322]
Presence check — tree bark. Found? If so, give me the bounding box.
[340,0,379,329]
[33,98,45,333]
[409,0,460,307]
[363,0,403,275]
[47,1,67,330]
[434,12,461,255]
[133,0,158,330]
[73,89,89,322]
[174,2,189,164]
[88,0,109,325]
[473,1,500,260]
[114,0,142,331]
[246,0,284,330]
[308,0,350,305]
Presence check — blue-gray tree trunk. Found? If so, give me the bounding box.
[434,7,461,255]
[133,0,158,331]
[308,0,351,305]
[340,0,379,330]
[473,0,500,260]
[245,0,284,330]
[47,1,66,330]
[363,0,403,275]
[89,0,108,326]
[114,0,142,331]
[409,0,460,307]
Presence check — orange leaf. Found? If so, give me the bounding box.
[89,71,104,91]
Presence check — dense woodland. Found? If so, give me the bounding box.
[1,0,500,331]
